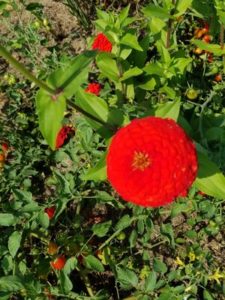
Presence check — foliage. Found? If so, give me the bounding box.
[0,0,225,299]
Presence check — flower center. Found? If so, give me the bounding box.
[132,151,151,171]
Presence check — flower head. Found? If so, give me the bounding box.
[48,242,58,255]
[208,268,225,284]
[45,206,56,219]
[85,83,101,96]
[107,117,198,207]
[92,33,112,52]
[56,126,74,149]
[2,143,9,153]
[50,255,66,270]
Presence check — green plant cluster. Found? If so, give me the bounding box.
[0,0,225,299]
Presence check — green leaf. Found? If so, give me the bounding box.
[64,257,78,275]
[0,1,8,11]
[203,290,214,300]
[195,151,225,198]
[158,292,174,300]
[120,33,143,51]
[154,99,181,121]
[13,190,33,202]
[175,0,193,17]
[148,16,166,34]
[161,223,175,248]
[75,88,109,124]
[153,259,167,274]
[60,272,73,294]
[96,53,120,82]
[173,57,192,74]
[129,230,138,248]
[192,40,225,56]
[54,170,72,196]
[115,214,132,230]
[144,63,164,76]
[119,5,130,25]
[144,271,157,292]
[116,266,138,290]
[120,67,143,81]
[0,276,24,292]
[36,89,66,150]
[84,255,104,272]
[81,152,107,182]
[138,77,157,91]
[38,211,50,228]
[20,203,40,213]
[0,214,17,227]
[48,51,96,99]
[8,231,22,258]
[92,221,112,237]
[171,202,190,218]
[142,4,170,19]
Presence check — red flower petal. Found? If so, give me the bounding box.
[56,126,74,149]
[45,206,55,219]
[92,33,112,52]
[107,117,198,207]
[50,255,66,270]
[85,83,101,96]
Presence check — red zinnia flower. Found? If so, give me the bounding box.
[50,255,66,270]
[85,83,101,96]
[45,206,55,219]
[107,117,198,207]
[92,33,112,52]
[56,126,74,149]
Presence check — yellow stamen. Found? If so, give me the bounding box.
[132,151,151,171]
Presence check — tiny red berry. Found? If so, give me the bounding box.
[45,206,55,219]
[50,255,66,270]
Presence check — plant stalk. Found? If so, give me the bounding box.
[0,44,116,131]
[0,44,55,94]
[67,99,116,132]
[220,24,224,50]
[166,0,176,48]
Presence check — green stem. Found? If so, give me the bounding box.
[199,91,215,147]
[30,232,49,244]
[79,270,94,297]
[166,0,176,48]
[67,99,117,132]
[98,215,147,251]
[0,44,55,94]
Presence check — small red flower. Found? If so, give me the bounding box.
[107,117,198,207]
[2,143,8,153]
[56,126,74,149]
[202,34,211,43]
[85,83,101,96]
[45,206,55,219]
[50,255,66,270]
[92,33,112,52]
[214,74,222,82]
